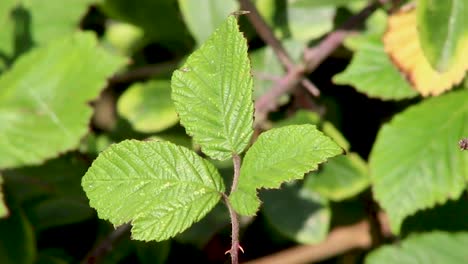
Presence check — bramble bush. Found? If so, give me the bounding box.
[0,0,467,263]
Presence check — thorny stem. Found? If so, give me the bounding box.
[223,193,241,264]
[230,154,242,194]
[242,0,389,124]
[238,0,294,70]
[223,154,243,264]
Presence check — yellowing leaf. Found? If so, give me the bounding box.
[383,7,468,96]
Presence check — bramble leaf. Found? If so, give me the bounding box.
[82,140,225,241]
[370,90,468,233]
[0,32,126,169]
[417,0,468,72]
[0,0,96,71]
[366,232,468,263]
[334,33,418,100]
[172,16,254,160]
[178,0,238,45]
[117,80,178,133]
[229,125,342,215]
[305,153,369,201]
[384,7,467,96]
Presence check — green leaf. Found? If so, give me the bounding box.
[305,153,369,201]
[287,0,335,42]
[172,16,254,160]
[82,140,225,241]
[0,203,35,264]
[275,110,350,151]
[262,182,330,244]
[229,124,342,216]
[23,0,97,44]
[417,0,468,72]
[370,90,468,234]
[0,32,126,169]
[100,0,190,48]
[0,0,97,69]
[366,232,468,264]
[178,0,239,45]
[0,176,7,218]
[274,111,366,201]
[333,33,418,100]
[0,0,17,71]
[103,22,144,56]
[117,80,178,133]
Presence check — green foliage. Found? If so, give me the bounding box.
[229,125,342,216]
[82,140,225,241]
[0,1,466,263]
[333,14,418,100]
[417,0,468,71]
[178,0,239,45]
[305,153,369,201]
[0,32,125,169]
[370,89,468,233]
[366,232,468,263]
[100,0,190,48]
[0,0,96,71]
[172,16,254,160]
[275,110,368,201]
[117,80,178,133]
[262,182,330,244]
[287,1,335,42]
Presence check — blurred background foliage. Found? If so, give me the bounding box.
[0,0,466,263]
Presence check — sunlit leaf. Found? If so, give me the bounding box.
[370,90,468,233]
[334,33,418,100]
[178,0,238,45]
[366,232,468,264]
[275,110,367,201]
[82,140,225,241]
[100,0,190,48]
[0,32,126,169]
[0,0,97,71]
[383,7,468,96]
[172,16,254,160]
[287,0,335,42]
[229,125,342,216]
[117,80,178,133]
[417,0,468,72]
[305,153,369,201]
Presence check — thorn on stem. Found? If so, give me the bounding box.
[224,245,245,255]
